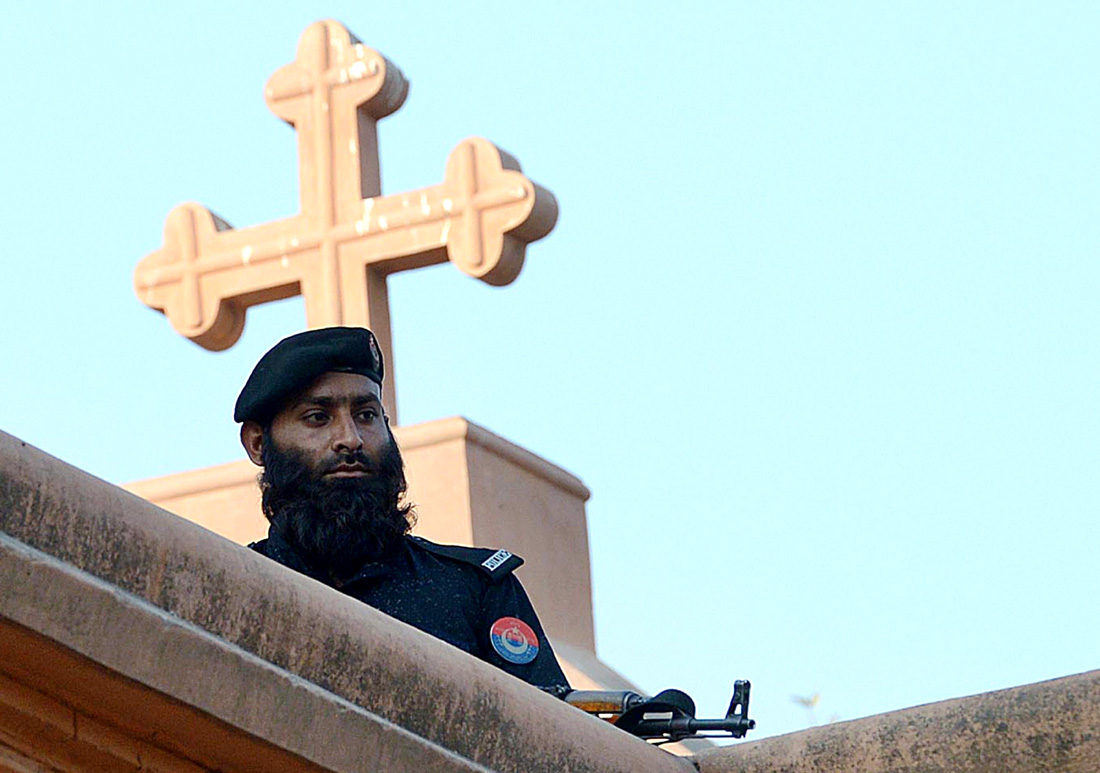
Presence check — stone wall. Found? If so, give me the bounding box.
[0,430,688,772]
[694,669,1100,772]
[2,429,1096,772]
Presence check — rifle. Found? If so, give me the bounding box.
[564,680,756,743]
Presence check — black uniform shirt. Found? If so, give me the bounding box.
[251,532,569,689]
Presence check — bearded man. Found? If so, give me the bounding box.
[236,327,569,690]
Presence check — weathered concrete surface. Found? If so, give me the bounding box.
[0,431,690,773]
[694,669,1100,772]
[0,535,488,772]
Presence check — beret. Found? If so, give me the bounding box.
[234,327,384,423]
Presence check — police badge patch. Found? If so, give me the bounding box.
[489,617,539,664]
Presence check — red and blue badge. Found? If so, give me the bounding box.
[490,617,539,665]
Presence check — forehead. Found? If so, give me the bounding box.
[289,371,381,405]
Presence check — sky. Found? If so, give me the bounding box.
[3,1,1100,741]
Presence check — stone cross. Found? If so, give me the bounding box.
[134,20,558,422]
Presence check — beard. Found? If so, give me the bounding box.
[259,431,415,581]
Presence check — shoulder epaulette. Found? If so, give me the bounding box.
[409,536,524,582]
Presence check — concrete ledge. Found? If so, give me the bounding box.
[0,431,688,773]
[694,668,1100,773]
[0,534,488,772]
[122,457,257,502]
[399,417,591,501]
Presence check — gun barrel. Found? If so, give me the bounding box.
[627,716,757,741]
[690,717,757,738]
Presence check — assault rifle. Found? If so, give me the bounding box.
[564,680,755,743]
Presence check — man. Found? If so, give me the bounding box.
[236,326,569,691]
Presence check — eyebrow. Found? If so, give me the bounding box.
[294,393,381,409]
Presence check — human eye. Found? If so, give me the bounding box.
[356,407,380,423]
[302,410,329,426]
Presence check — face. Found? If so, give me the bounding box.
[241,371,390,477]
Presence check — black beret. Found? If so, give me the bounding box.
[234,327,384,424]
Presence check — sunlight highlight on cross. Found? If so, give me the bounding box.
[134,20,558,422]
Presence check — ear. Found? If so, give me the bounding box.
[240,421,266,466]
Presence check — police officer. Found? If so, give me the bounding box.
[237,326,569,690]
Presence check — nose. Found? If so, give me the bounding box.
[330,411,364,453]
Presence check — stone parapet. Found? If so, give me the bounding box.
[694,668,1100,772]
[0,430,688,773]
[7,429,1095,771]
[0,535,488,772]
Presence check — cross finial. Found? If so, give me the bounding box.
[134,20,558,423]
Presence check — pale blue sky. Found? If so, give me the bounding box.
[3,2,1099,739]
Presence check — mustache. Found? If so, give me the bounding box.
[318,450,375,474]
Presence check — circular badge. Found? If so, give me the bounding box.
[490,617,539,665]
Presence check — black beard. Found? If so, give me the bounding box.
[259,431,415,581]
